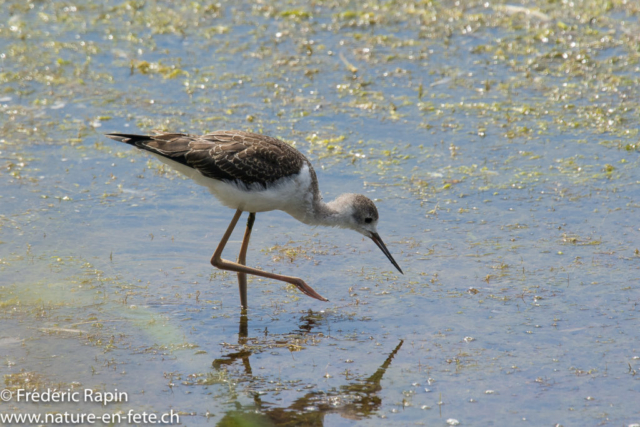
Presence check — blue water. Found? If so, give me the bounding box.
[1,0,639,425]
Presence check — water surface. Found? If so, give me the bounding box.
[1,0,640,425]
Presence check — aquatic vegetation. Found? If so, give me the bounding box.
[1,0,639,424]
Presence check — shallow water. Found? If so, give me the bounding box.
[1,0,640,425]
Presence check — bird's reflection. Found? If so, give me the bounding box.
[213,312,403,426]
[211,313,253,375]
[212,310,323,373]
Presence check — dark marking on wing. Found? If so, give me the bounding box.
[106,131,308,186]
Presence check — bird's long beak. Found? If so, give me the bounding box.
[370,233,403,274]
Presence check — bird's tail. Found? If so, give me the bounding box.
[105,133,153,145]
[106,132,192,160]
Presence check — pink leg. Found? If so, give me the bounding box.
[211,210,328,306]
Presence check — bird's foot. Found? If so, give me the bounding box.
[291,278,328,302]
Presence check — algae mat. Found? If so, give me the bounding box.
[1,0,639,425]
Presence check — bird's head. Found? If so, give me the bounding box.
[329,193,403,274]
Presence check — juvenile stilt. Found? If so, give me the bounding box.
[107,130,402,308]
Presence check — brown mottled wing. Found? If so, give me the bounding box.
[106,130,306,186]
[194,130,305,185]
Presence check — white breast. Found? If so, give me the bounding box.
[150,152,315,215]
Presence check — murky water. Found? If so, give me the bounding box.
[1,0,640,425]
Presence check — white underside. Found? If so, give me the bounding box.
[150,153,316,221]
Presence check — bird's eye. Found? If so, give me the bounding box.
[364,218,372,224]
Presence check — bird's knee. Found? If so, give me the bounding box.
[211,256,223,268]
[290,277,305,287]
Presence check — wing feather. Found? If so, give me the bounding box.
[107,130,306,186]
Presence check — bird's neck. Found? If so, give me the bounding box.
[309,197,352,228]
[282,163,352,228]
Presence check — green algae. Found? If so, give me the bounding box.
[1,0,640,425]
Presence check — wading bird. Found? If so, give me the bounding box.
[106,131,402,308]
